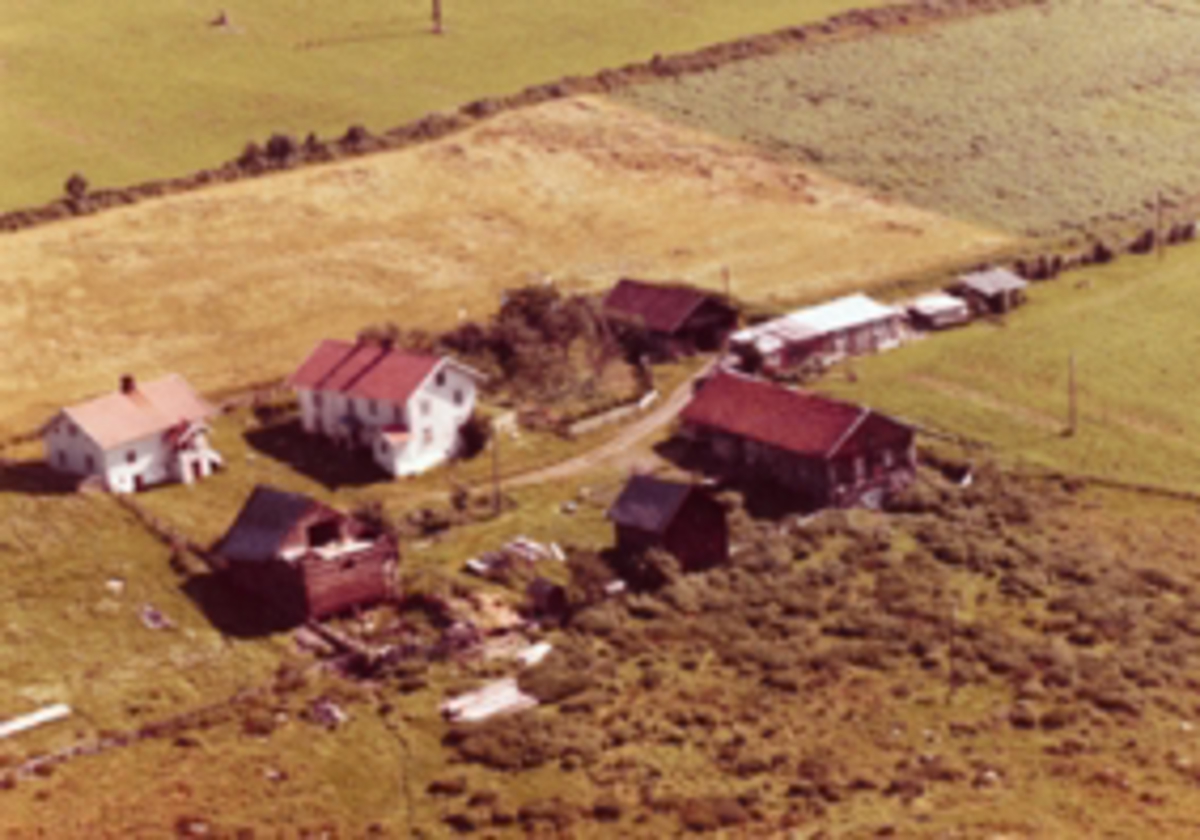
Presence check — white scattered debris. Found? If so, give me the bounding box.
[1181,721,1195,733]
[139,604,174,630]
[549,543,565,562]
[560,501,578,515]
[507,536,552,562]
[638,390,660,411]
[517,642,554,667]
[309,698,348,729]
[604,579,628,596]
[464,558,494,577]
[105,578,125,596]
[441,678,538,723]
[959,469,974,488]
[0,703,72,741]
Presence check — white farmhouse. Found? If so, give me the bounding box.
[287,338,483,478]
[42,374,221,493]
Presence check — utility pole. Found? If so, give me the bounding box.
[432,0,443,34]
[1066,352,1077,437]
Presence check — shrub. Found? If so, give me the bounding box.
[264,133,298,163]
[64,172,89,199]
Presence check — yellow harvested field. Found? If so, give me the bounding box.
[0,96,1011,434]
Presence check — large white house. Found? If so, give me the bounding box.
[287,338,483,477]
[43,374,222,493]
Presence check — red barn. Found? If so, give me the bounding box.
[678,372,914,509]
[606,475,729,572]
[602,279,737,359]
[213,486,398,623]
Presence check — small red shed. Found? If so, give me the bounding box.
[606,475,729,572]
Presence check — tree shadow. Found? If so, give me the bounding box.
[181,573,304,638]
[244,420,386,490]
[0,460,79,496]
[652,438,820,520]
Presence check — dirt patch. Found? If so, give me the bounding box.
[0,97,1007,434]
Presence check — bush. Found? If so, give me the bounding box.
[64,172,89,199]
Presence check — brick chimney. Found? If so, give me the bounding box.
[120,374,137,394]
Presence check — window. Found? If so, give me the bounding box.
[57,451,66,468]
[67,423,77,438]
[394,404,404,423]
[881,449,894,468]
[436,371,446,387]
[453,389,464,407]
[84,454,94,472]
[420,400,431,416]
[368,399,377,415]
[312,392,323,408]
[126,450,137,464]
[423,428,433,446]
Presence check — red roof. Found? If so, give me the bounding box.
[603,279,721,335]
[61,374,215,450]
[680,372,907,458]
[288,340,442,404]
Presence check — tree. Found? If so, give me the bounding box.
[64,173,89,200]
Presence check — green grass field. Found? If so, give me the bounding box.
[820,241,1200,492]
[0,0,894,213]
[618,0,1200,237]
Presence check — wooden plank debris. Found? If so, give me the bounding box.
[440,678,538,723]
[0,704,71,741]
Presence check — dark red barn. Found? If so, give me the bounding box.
[678,372,915,509]
[602,278,737,359]
[213,485,398,624]
[606,475,729,572]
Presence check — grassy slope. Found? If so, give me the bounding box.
[0,0,894,212]
[616,0,1200,237]
[0,95,1009,437]
[820,241,1200,492]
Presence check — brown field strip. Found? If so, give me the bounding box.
[0,96,1010,435]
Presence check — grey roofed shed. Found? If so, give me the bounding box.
[212,485,318,563]
[606,475,694,535]
[956,267,1028,296]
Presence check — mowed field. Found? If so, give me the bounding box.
[820,241,1200,493]
[0,95,1010,435]
[0,0,897,212]
[618,0,1200,237]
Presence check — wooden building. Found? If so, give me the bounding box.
[729,293,903,375]
[950,268,1028,315]
[678,372,915,509]
[602,278,737,359]
[606,474,729,572]
[213,485,398,623]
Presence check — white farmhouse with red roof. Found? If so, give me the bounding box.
[42,374,222,493]
[287,338,483,478]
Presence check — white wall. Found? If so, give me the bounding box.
[43,415,103,477]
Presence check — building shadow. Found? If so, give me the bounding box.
[652,437,820,520]
[0,460,79,496]
[244,420,385,490]
[181,573,302,638]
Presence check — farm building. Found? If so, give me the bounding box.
[42,374,221,493]
[728,293,903,375]
[288,337,484,478]
[678,372,915,509]
[212,485,398,623]
[606,474,729,571]
[907,292,972,330]
[950,267,1028,315]
[602,278,737,359]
